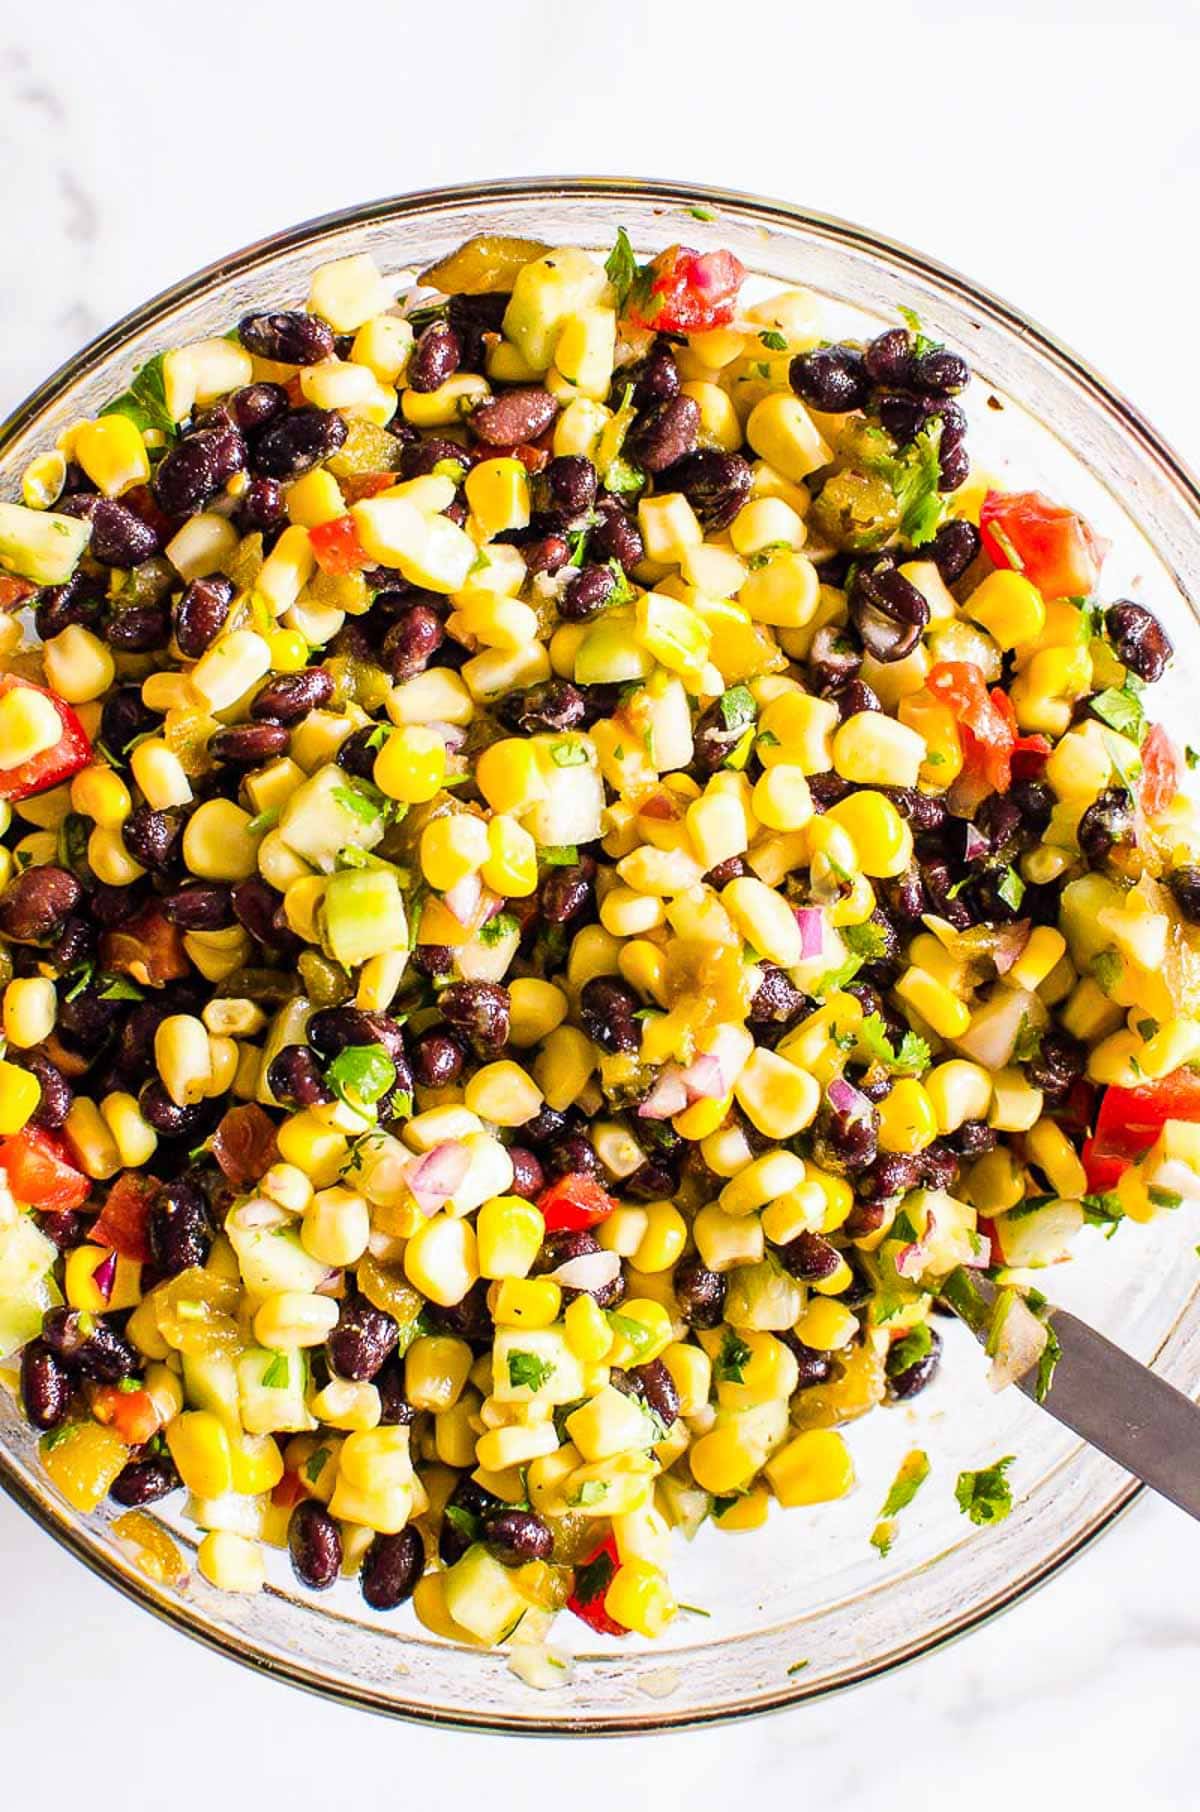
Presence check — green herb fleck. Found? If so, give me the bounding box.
[1034,1322,1062,1403]
[325,1043,397,1108]
[304,1445,331,1485]
[444,1502,481,1544]
[99,352,177,440]
[1090,683,1146,743]
[996,866,1026,912]
[758,329,788,352]
[1149,1185,1183,1209]
[1090,947,1123,995]
[718,684,757,734]
[1082,1190,1125,1237]
[569,1479,609,1508]
[687,206,717,222]
[548,739,589,768]
[479,911,519,947]
[572,1546,616,1602]
[870,1448,931,1555]
[954,1455,1015,1526]
[786,1660,810,1676]
[858,1012,930,1076]
[507,1349,556,1392]
[714,1328,752,1385]
[261,1350,290,1390]
[606,1310,657,1360]
[540,845,578,867]
[605,227,641,310]
[247,806,281,835]
[885,1323,933,1378]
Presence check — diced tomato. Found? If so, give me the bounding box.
[0,576,37,610]
[1084,1069,1200,1189]
[1139,723,1178,819]
[510,442,551,475]
[92,1386,161,1448]
[100,902,189,986]
[0,674,92,803]
[211,1103,279,1188]
[339,471,397,504]
[626,245,745,334]
[272,1469,307,1510]
[0,1125,90,1212]
[979,490,1108,600]
[92,1171,158,1263]
[537,1172,618,1232]
[285,374,306,409]
[1011,731,1052,780]
[1082,1137,1128,1195]
[566,1535,627,1637]
[310,513,370,576]
[927,662,1016,796]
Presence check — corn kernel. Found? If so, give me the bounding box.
[373,724,446,803]
[3,977,56,1050]
[197,1530,265,1594]
[765,1428,855,1506]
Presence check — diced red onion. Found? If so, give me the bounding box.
[92,1250,118,1303]
[678,1052,725,1101]
[793,906,825,959]
[443,872,482,927]
[405,1141,471,1212]
[991,920,1032,976]
[827,1075,871,1120]
[895,1213,935,1281]
[963,823,989,863]
[637,1069,690,1120]
[550,1250,622,1292]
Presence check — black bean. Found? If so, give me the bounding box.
[252,667,334,723]
[544,1132,601,1182]
[40,1307,136,1383]
[748,965,807,1026]
[408,321,462,393]
[49,915,96,973]
[631,1357,680,1427]
[812,1097,879,1174]
[121,806,182,874]
[938,439,970,493]
[147,1179,213,1278]
[57,493,161,566]
[807,623,862,692]
[161,883,234,931]
[470,387,559,448]
[327,1295,399,1381]
[375,1355,415,1426]
[705,855,746,887]
[672,1256,727,1330]
[789,344,870,413]
[850,562,929,663]
[26,1053,73,1130]
[230,876,288,948]
[521,1105,570,1149]
[35,581,105,641]
[100,686,157,764]
[253,407,347,479]
[447,291,509,369]
[267,1045,333,1107]
[238,310,335,365]
[381,606,443,681]
[138,1079,208,1138]
[691,700,747,775]
[498,679,586,737]
[829,678,882,720]
[289,1499,343,1590]
[1168,864,1200,925]
[399,437,469,481]
[523,533,569,575]
[887,1326,943,1399]
[665,448,753,531]
[928,517,981,583]
[537,862,593,927]
[484,1509,554,1567]
[237,476,287,536]
[1105,601,1173,683]
[439,1477,503,1565]
[227,382,288,433]
[1025,1029,1085,1105]
[559,562,617,623]
[171,574,233,658]
[333,725,383,780]
[630,344,681,406]
[778,1230,841,1282]
[109,1454,181,1507]
[864,328,915,388]
[410,1029,464,1090]
[210,722,291,765]
[783,1335,836,1389]
[883,788,946,836]
[426,1277,495,1343]
[625,394,700,473]
[950,1118,996,1158]
[507,1146,545,1200]
[912,349,969,396]
[104,603,170,652]
[580,977,639,1055]
[0,866,82,942]
[1077,787,1135,867]
[20,1339,71,1429]
[589,505,644,573]
[437,982,509,1053]
[409,942,454,979]
[876,390,936,446]
[546,455,597,516]
[153,425,246,517]
[307,1006,407,1064]
[361,1526,424,1609]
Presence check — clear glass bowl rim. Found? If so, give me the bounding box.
[1,174,1196,1734]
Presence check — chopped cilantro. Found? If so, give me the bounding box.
[444,1502,482,1544]
[548,739,589,768]
[996,866,1026,911]
[810,953,865,997]
[885,1323,933,1378]
[604,227,640,310]
[687,205,717,222]
[42,1424,76,1451]
[1187,746,1200,771]
[261,1351,290,1390]
[1090,683,1146,743]
[603,457,645,497]
[1136,1018,1159,1041]
[99,351,178,440]
[858,1012,930,1076]
[540,845,578,867]
[1149,1185,1183,1209]
[714,1328,752,1385]
[1034,1323,1062,1403]
[431,457,467,485]
[1103,731,1143,795]
[304,1445,331,1485]
[569,1479,609,1508]
[897,305,943,361]
[606,1310,657,1359]
[246,805,281,836]
[758,329,788,352]
[718,684,757,733]
[507,1350,556,1392]
[325,1043,397,1108]
[1081,1191,1125,1236]
[677,1602,711,1617]
[97,973,143,1002]
[841,920,888,961]
[565,527,589,567]
[755,728,781,750]
[63,961,96,1002]
[862,419,945,547]
[1013,1013,1043,1064]
[333,781,388,826]
[1090,947,1123,995]
[365,724,388,751]
[954,1455,1015,1527]
[479,911,519,947]
[870,1449,931,1555]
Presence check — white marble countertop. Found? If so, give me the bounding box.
[4,1,1200,1803]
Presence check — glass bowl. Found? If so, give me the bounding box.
[3,178,1200,1734]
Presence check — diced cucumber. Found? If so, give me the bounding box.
[723,1257,805,1331]
[181,1350,243,1431]
[226,1221,329,1298]
[638,674,694,774]
[184,1490,265,1537]
[278,764,386,873]
[994,1197,1084,1269]
[456,920,521,983]
[322,867,407,968]
[501,247,609,371]
[714,1399,790,1469]
[525,735,605,848]
[0,501,91,585]
[0,1214,58,1298]
[573,613,655,686]
[237,1345,316,1435]
[0,1271,60,1361]
[442,1543,530,1645]
[491,1327,585,1406]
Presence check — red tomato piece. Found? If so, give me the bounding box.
[339,471,398,504]
[92,1386,161,1448]
[979,490,1108,599]
[272,1469,307,1510]
[0,674,92,803]
[537,1172,618,1232]
[566,1535,627,1637]
[627,246,745,334]
[92,1171,158,1263]
[510,442,551,475]
[927,662,1016,796]
[1087,1071,1200,1186]
[1082,1138,1128,1195]
[309,514,370,576]
[0,1125,91,1212]
[0,576,37,609]
[1139,723,1178,819]
[211,1103,279,1188]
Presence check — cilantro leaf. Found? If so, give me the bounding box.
[325,1043,396,1108]
[954,1455,1015,1526]
[1089,947,1124,995]
[603,457,645,497]
[880,1448,931,1519]
[863,419,945,547]
[1034,1323,1062,1403]
[841,920,887,961]
[548,739,589,768]
[605,227,640,310]
[333,781,388,826]
[897,305,943,361]
[718,685,757,734]
[885,1323,933,1378]
[758,329,788,352]
[444,1502,481,1544]
[261,1350,290,1390]
[99,352,177,440]
[688,205,717,222]
[479,911,519,947]
[569,1479,609,1508]
[1013,1013,1044,1064]
[1103,731,1143,795]
[713,1328,752,1384]
[1090,683,1146,743]
[1081,1191,1125,1237]
[996,865,1026,912]
[606,1310,657,1360]
[247,806,281,836]
[1149,1185,1183,1209]
[507,1350,556,1392]
[858,1011,930,1076]
[540,845,578,867]
[304,1445,331,1485]
[97,973,144,1002]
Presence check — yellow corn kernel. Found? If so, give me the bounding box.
[490,1275,562,1329]
[750,762,814,834]
[566,1385,653,1462]
[532,1025,595,1112]
[21,448,67,510]
[285,467,345,527]
[1025,1116,1088,1198]
[765,1428,855,1507]
[99,1091,157,1169]
[730,495,805,556]
[476,1194,545,1280]
[711,1482,770,1531]
[630,1201,687,1274]
[355,949,407,1014]
[63,1242,139,1311]
[74,413,150,497]
[1008,925,1068,993]
[370,724,445,804]
[988,1066,1045,1132]
[298,1185,368,1268]
[720,1149,807,1218]
[0,1058,40,1134]
[760,1179,827,1245]
[86,822,143,886]
[464,457,530,539]
[637,492,703,564]
[311,1379,383,1433]
[308,252,390,331]
[734,1047,820,1140]
[253,1290,339,1349]
[63,1093,122,1178]
[963,569,1046,650]
[183,798,259,883]
[482,814,538,898]
[556,1301,609,1372]
[688,1425,760,1495]
[1010,644,1093,736]
[474,738,546,817]
[739,549,821,629]
[404,1214,479,1308]
[167,1410,234,1497]
[720,874,803,966]
[0,687,63,771]
[746,392,832,481]
[825,791,913,878]
[475,1421,559,1472]
[197,1530,265,1594]
[597,1207,649,1260]
[420,812,489,892]
[69,763,132,828]
[154,1014,211,1108]
[463,1060,544,1128]
[189,629,272,712]
[895,966,971,1039]
[3,977,56,1050]
[42,625,114,704]
[636,592,712,681]
[351,313,413,383]
[756,689,839,774]
[693,1202,765,1272]
[402,1334,473,1413]
[965,1145,1026,1213]
[606,1298,673,1366]
[276,1109,350,1187]
[603,1559,676,1638]
[876,1078,938,1154]
[832,712,926,790]
[925,1059,993,1135]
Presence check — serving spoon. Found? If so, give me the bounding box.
[941,1266,1200,1520]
